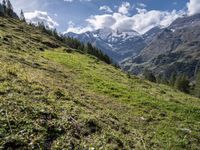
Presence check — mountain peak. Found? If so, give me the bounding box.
[91,28,140,39]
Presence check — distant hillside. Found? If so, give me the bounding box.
[122,14,200,80]
[1,16,200,149]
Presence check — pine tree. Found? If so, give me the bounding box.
[20,9,25,21]
[0,3,4,16]
[2,0,13,16]
[6,0,13,11]
[2,0,6,15]
[169,73,177,86]
[6,0,12,16]
[194,71,200,97]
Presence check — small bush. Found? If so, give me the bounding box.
[143,69,156,82]
[175,75,190,93]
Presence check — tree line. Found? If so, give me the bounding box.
[64,37,111,64]
[0,0,112,64]
[143,69,200,98]
[0,0,18,18]
[35,22,112,64]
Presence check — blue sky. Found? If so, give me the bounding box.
[9,0,199,34]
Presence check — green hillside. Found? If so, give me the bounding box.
[1,17,200,150]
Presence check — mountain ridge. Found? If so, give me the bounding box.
[122,13,200,80]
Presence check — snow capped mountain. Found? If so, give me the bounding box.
[65,28,146,63]
[92,28,140,42]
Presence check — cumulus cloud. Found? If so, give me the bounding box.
[127,9,185,33]
[24,11,59,29]
[69,9,184,34]
[99,5,113,13]
[86,14,116,29]
[187,0,200,15]
[65,1,186,34]
[118,2,131,15]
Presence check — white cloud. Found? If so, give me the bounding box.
[24,10,59,29]
[137,3,147,8]
[65,2,186,34]
[73,9,184,34]
[65,21,93,34]
[99,5,113,13]
[187,0,200,15]
[86,14,116,29]
[118,2,131,15]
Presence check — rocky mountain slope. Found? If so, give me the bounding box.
[65,28,146,62]
[122,14,200,79]
[1,17,200,149]
[142,26,163,44]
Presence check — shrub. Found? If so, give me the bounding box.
[175,75,190,93]
[143,69,156,82]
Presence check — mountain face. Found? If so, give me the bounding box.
[65,28,147,63]
[142,26,163,44]
[121,14,200,79]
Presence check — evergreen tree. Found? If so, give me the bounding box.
[169,73,177,86]
[194,71,200,97]
[156,74,163,84]
[6,0,13,16]
[175,75,190,93]
[38,22,46,31]
[0,3,4,16]
[2,0,6,15]
[6,0,13,10]
[20,9,25,21]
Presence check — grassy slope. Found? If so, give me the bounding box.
[0,17,200,149]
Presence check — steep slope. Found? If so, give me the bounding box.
[65,28,146,63]
[122,14,200,79]
[1,17,200,149]
[143,26,163,44]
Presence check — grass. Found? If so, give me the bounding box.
[0,17,200,149]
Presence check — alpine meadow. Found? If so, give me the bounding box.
[1,0,200,149]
